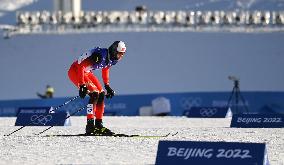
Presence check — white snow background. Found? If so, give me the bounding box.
[0,116,283,165]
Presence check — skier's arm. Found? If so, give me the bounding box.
[102,67,115,98]
[37,92,46,99]
[102,67,110,85]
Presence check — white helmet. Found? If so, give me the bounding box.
[116,41,126,53]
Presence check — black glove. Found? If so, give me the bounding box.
[79,84,88,98]
[104,84,115,99]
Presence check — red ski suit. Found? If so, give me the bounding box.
[68,47,117,120]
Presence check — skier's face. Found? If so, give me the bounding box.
[116,51,125,60]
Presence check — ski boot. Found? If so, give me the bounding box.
[85,119,96,135]
[93,119,115,136]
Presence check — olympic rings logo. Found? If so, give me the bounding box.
[30,115,53,125]
[199,108,218,117]
[180,97,202,110]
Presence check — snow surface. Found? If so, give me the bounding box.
[0,116,283,165]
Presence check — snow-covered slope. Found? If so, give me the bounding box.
[0,116,283,165]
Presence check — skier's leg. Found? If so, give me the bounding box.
[69,67,98,134]
[86,72,105,121]
[85,91,99,134]
[86,72,103,91]
[95,91,105,128]
[69,69,97,117]
[87,73,114,135]
[94,91,114,135]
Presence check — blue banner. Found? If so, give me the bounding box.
[0,91,283,117]
[230,114,284,128]
[156,141,269,165]
[15,107,71,126]
[183,107,232,118]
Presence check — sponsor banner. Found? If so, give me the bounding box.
[0,107,17,116]
[155,141,269,165]
[15,107,71,126]
[230,114,284,128]
[0,91,283,117]
[183,107,232,118]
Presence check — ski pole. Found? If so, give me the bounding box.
[35,106,86,135]
[4,95,80,136]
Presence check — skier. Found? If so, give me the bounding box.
[68,41,126,135]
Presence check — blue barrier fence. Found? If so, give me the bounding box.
[0,91,283,117]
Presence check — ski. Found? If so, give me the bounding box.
[43,132,178,138]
